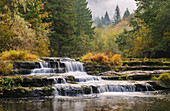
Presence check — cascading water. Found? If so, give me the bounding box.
[63,61,84,72]
[29,57,154,96]
[52,59,154,96]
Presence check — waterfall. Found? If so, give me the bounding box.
[29,57,156,97]
[63,62,84,72]
[53,83,152,96]
[57,61,63,73]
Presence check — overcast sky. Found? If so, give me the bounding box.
[87,0,137,19]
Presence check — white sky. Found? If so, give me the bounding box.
[87,0,137,19]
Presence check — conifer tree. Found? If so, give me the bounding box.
[104,11,111,25]
[73,0,94,56]
[123,8,130,19]
[113,5,121,26]
[74,0,93,37]
[44,0,76,56]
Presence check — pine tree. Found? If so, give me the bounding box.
[73,0,94,56]
[104,11,111,25]
[93,17,100,25]
[113,5,121,26]
[123,8,130,19]
[97,20,103,28]
[101,16,105,25]
[74,0,93,37]
[43,0,76,56]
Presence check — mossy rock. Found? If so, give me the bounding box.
[148,81,170,90]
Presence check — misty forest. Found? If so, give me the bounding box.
[0,0,170,111]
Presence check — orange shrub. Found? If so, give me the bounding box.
[82,52,122,65]
[91,53,109,64]
[110,54,122,65]
[81,52,93,61]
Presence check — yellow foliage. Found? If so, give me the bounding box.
[110,54,122,65]
[0,50,38,61]
[82,52,122,65]
[0,61,13,75]
[91,53,109,64]
[81,52,93,61]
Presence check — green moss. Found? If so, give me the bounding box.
[158,73,170,81]
[151,76,159,80]
[81,86,85,90]
[118,77,123,80]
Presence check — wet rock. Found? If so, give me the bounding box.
[147,81,170,90]
[128,74,152,80]
[0,87,54,98]
[135,84,155,91]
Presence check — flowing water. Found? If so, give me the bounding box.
[1,59,170,111]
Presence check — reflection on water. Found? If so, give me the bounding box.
[0,92,170,111]
[0,91,170,111]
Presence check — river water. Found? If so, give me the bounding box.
[0,91,170,111]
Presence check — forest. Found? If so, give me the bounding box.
[0,0,169,58]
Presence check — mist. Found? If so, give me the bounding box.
[87,0,137,19]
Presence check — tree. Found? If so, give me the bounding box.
[93,17,100,25]
[103,11,111,25]
[74,0,94,37]
[73,0,94,56]
[0,0,50,56]
[123,8,130,19]
[113,5,121,26]
[44,0,76,57]
[133,0,170,57]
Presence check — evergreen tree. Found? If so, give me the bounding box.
[44,0,76,56]
[74,0,93,37]
[101,16,105,25]
[104,11,111,25]
[73,0,94,56]
[123,8,130,19]
[113,5,121,26]
[97,20,103,28]
[93,17,100,25]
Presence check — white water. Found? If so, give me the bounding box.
[62,62,84,72]
[30,59,154,96]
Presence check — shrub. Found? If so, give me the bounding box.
[81,52,93,61]
[91,53,109,64]
[110,54,122,65]
[82,52,122,65]
[0,61,13,75]
[0,50,38,61]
